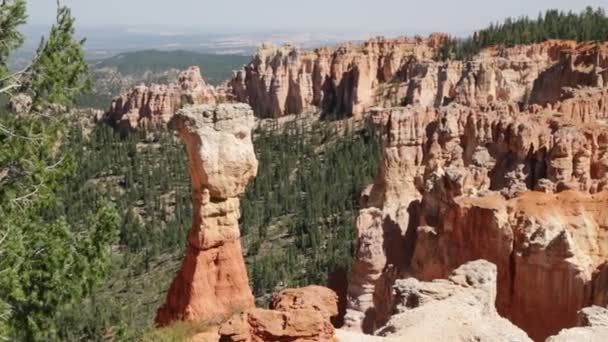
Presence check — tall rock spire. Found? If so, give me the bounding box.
[156,103,258,326]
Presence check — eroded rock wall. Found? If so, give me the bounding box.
[106,67,225,132]
[231,39,608,119]
[230,34,446,119]
[345,86,608,340]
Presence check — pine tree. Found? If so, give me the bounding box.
[0,2,119,340]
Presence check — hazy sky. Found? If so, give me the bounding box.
[27,0,608,33]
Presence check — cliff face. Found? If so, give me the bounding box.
[376,260,532,341]
[547,306,608,342]
[414,191,608,341]
[230,39,608,119]
[230,34,446,119]
[344,84,608,340]
[106,67,225,132]
[155,103,258,326]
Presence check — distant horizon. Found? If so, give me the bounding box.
[25,1,608,35]
[16,0,608,61]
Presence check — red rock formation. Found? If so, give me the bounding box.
[156,103,258,326]
[530,42,608,106]
[344,84,608,340]
[106,66,225,132]
[230,34,447,119]
[413,191,608,341]
[218,286,338,342]
[231,39,608,121]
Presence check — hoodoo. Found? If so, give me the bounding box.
[155,103,258,326]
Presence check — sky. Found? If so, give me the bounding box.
[26,0,608,34]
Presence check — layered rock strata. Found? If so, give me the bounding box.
[231,39,608,119]
[230,34,447,119]
[218,286,338,342]
[155,103,258,326]
[344,86,608,340]
[106,66,225,132]
[414,191,608,341]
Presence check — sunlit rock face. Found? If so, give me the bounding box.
[155,103,257,326]
[230,34,447,119]
[376,260,533,341]
[106,66,225,133]
[218,286,339,342]
[344,81,608,340]
[547,306,608,342]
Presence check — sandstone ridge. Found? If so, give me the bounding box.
[231,39,608,119]
[106,66,226,132]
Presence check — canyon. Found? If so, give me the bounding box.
[106,37,608,341]
[337,41,608,341]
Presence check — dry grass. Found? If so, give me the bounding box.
[141,320,214,342]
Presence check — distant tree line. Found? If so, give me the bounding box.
[436,6,608,60]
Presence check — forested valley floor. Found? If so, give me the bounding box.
[59,118,381,339]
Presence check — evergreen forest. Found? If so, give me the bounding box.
[436,6,608,60]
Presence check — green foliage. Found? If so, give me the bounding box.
[44,125,193,340]
[0,0,26,78]
[0,299,9,341]
[436,6,608,61]
[0,2,120,340]
[0,112,121,341]
[21,5,91,108]
[241,121,382,297]
[0,112,122,341]
[46,118,381,337]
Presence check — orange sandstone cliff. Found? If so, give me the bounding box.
[231,38,608,120]
[106,66,225,132]
[230,34,447,119]
[343,82,608,340]
[140,38,608,341]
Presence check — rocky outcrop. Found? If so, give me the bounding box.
[106,67,225,132]
[231,39,608,120]
[376,260,532,341]
[344,84,608,340]
[342,106,434,332]
[546,306,608,342]
[530,42,608,106]
[230,34,447,119]
[414,191,608,341]
[156,103,258,326]
[218,286,338,342]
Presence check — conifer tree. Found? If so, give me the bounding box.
[0,1,118,340]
